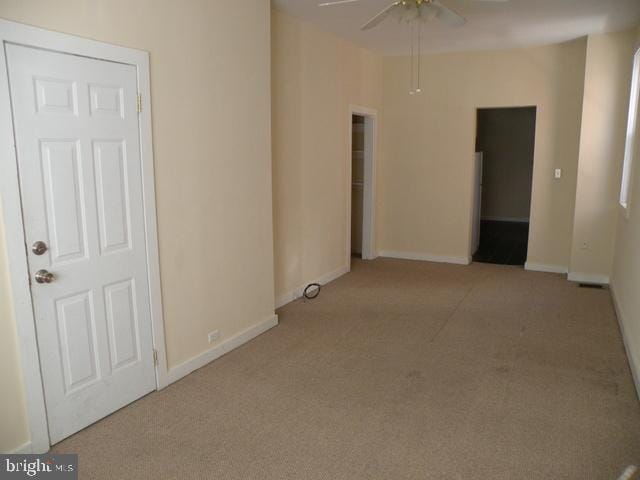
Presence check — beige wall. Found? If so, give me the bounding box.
[0,199,30,452]
[380,41,587,266]
[612,26,640,392]
[477,107,536,221]
[570,29,638,280]
[271,9,383,302]
[0,0,274,452]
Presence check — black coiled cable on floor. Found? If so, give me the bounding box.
[303,283,321,300]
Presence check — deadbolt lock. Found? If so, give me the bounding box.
[32,241,48,255]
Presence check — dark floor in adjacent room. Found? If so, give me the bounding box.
[473,220,530,265]
[52,259,640,479]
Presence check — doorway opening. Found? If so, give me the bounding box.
[351,115,365,259]
[472,107,536,266]
[348,109,376,264]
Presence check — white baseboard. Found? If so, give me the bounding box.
[379,250,471,266]
[165,314,278,385]
[524,262,568,274]
[610,282,640,401]
[481,216,529,223]
[6,441,32,454]
[567,272,610,285]
[275,265,349,309]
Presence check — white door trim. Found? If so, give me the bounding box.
[347,105,378,267]
[0,19,168,453]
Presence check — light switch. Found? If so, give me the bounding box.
[554,168,562,179]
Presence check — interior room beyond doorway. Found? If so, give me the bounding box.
[472,106,536,266]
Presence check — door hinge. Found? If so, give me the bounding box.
[153,349,158,366]
[136,93,142,113]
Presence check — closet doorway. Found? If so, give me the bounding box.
[348,107,377,265]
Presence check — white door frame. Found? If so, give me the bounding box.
[0,19,168,453]
[470,152,483,256]
[347,105,377,267]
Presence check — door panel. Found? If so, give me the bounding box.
[7,44,156,444]
[104,279,140,370]
[34,77,78,115]
[93,140,131,254]
[41,139,87,264]
[55,291,100,393]
[88,84,124,118]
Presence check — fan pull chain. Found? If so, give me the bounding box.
[409,22,415,95]
[416,22,422,94]
[409,20,423,95]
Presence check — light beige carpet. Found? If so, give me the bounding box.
[53,259,640,479]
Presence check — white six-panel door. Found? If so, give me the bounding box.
[6,44,156,443]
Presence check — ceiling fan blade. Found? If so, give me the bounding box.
[318,0,360,6]
[361,1,402,30]
[430,1,467,27]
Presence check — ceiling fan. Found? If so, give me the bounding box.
[318,0,509,31]
[318,0,509,95]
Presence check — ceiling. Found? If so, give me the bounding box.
[272,0,640,55]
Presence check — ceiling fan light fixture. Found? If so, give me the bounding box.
[319,0,509,94]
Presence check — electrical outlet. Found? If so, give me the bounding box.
[208,330,220,343]
[554,168,562,179]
